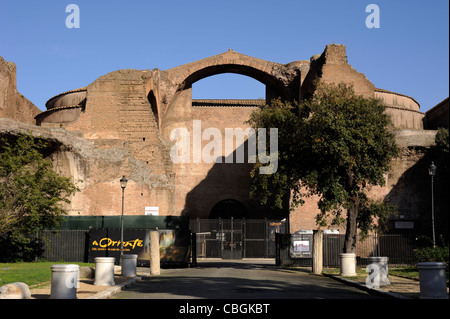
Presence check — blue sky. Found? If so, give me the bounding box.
[0,0,448,112]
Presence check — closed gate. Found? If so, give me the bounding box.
[221,219,242,259]
[190,218,286,259]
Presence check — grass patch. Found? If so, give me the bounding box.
[389,267,419,281]
[0,261,94,287]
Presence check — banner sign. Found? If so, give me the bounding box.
[88,228,190,266]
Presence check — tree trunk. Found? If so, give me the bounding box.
[344,199,359,253]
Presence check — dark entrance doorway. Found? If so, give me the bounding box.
[209,199,248,219]
[208,200,247,259]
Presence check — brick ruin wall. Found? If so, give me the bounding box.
[0,57,41,124]
[0,45,440,234]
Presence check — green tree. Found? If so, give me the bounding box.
[0,133,79,250]
[248,82,398,253]
[435,127,449,152]
[247,98,307,210]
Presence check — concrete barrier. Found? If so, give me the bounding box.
[417,262,448,299]
[94,257,115,286]
[340,253,356,276]
[121,254,138,277]
[367,256,390,286]
[50,264,79,299]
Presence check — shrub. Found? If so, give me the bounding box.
[414,244,449,269]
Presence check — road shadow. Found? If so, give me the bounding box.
[117,260,385,299]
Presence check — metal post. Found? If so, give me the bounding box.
[428,162,437,248]
[120,186,124,260]
[219,218,223,258]
[230,217,234,255]
[264,218,268,258]
[431,174,436,248]
[242,218,246,258]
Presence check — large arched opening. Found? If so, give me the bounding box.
[179,63,288,104]
[192,73,265,100]
[209,199,248,219]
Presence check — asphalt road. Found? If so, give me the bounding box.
[113,259,384,300]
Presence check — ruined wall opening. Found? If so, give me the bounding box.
[147,90,158,128]
[192,73,266,104]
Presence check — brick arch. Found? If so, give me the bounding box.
[178,64,288,101]
[164,50,300,102]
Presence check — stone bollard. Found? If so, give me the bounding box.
[312,230,323,275]
[367,256,390,286]
[94,257,115,286]
[149,230,160,276]
[50,264,80,299]
[121,254,138,277]
[340,253,357,276]
[417,262,449,299]
[0,282,31,299]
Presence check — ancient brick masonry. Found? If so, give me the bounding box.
[0,56,40,124]
[0,44,440,233]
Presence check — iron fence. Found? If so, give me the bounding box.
[1,225,419,266]
[277,233,418,267]
[190,218,286,259]
[33,230,89,262]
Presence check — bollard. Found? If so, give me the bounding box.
[367,256,390,286]
[312,230,323,275]
[340,253,357,276]
[94,257,115,286]
[149,230,160,275]
[50,264,79,299]
[417,262,448,299]
[121,254,138,277]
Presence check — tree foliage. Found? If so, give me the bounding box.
[248,82,399,253]
[247,98,306,210]
[435,127,449,154]
[0,133,79,247]
[435,127,449,179]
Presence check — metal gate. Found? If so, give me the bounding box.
[190,218,286,259]
[222,219,243,259]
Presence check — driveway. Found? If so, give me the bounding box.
[113,259,383,300]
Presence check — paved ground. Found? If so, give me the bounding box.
[29,259,447,302]
[29,272,133,299]
[113,259,384,299]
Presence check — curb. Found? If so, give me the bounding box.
[323,273,411,299]
[87,276,142,299]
